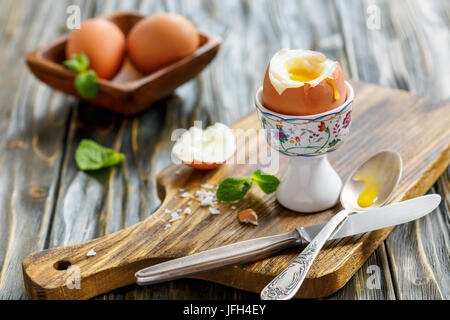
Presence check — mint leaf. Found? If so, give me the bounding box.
[63,53,90,72]
[75,139,125,171]
[75,70,99,99]
[63,53,98,99]
[75,53,90,71]
[63,59,83,72]
[216,177,253,202]
[251,170,280,194]
[216,170,280,203]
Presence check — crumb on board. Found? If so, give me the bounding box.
[200,184,215,189]
[164,223,171,230]
[184,207,192,215]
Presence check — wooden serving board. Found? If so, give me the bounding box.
[22,81,450,300]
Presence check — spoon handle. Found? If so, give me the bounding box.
[260,208,352,300]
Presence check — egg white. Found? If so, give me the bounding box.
[268,49,337,95]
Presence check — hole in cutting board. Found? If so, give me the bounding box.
[54,260,72,270]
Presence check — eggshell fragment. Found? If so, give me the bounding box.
[66,18,126,80]
[262,50,347,116]
[172,123,236,171]
[185,162,222,171]
[238,209,258,226]
[127,13,200,74]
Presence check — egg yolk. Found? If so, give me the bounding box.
[355,172,381,208]
[286,58,340,101]
[326,78,340,100]
[288,66,322,82]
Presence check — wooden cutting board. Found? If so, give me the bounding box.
[22,81,450,300]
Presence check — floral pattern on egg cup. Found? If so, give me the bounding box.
[254,81,355,213]
[255,81,354,158]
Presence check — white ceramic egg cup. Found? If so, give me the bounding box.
[255,82,354,212]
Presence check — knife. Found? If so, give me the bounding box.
[135,194,441,286]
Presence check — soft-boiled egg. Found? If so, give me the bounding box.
[127,13,200,74]
[262,49,347,116]
[66,18,126,80]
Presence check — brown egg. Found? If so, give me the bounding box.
[66,18,126,80]
[262,50,347,116]
[127,13,200,74]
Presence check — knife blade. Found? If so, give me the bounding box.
[298,194,441,242]
[136,194,441,286]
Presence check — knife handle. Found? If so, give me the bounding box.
[135,230,301,285]
[260,208,351,300]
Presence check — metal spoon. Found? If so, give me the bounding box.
[260,150,402,300]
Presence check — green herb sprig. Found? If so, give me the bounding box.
[216,170,280,202]
[63,53,99,99]
[75,139,125,171]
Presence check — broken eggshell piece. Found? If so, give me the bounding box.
[238,209,258,226]
[172,123,236,170]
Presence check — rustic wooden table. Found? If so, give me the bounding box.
[0,0,448,300]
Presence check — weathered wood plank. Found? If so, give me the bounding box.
[328,244,396,300]
[0,0,448,300]
[0,0,74,299]
[335,0,450,300]
[385,170,450,299]
[44,0,241,300]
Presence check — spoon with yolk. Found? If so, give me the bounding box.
[355,171,382,208]
[261,150,402,300]
[348,151,402,210]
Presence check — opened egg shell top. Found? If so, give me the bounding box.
[262,49,347,116]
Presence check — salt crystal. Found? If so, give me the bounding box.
[201,184,215,189]
[164,224,171,230]
[179,188,185,192]
[184,208,192,215]
[86,249,96,257]
[209,207,220,215]
[200,200,213,207]
[195,190,216,207]
[176,208,182,213]
[187,201,193,206]
[169,212,182,222]
[231,206,237,210]
[181,192,194,199]
[164,208,171,214]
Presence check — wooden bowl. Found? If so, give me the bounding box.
[26,10,222,116]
